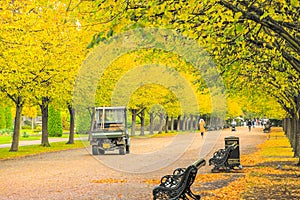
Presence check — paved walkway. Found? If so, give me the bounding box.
[0,126,268,200]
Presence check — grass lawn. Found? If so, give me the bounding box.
[0,133,88,145]
[0,135,44,144]
[0,141,85,160]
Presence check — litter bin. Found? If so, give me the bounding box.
[225,136,240,168]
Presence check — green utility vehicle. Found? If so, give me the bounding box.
[89,106,130,155]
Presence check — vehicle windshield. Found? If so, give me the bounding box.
[98,109,124,123]
[94,108,125,130]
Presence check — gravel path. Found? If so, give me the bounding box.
[0,126,267,200]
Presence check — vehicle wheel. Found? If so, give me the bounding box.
[92,145,99,155]
[99,149,105,155]
[119,145,125,155]
[126,145,130,154]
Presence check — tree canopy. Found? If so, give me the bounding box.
[0,0,298,152]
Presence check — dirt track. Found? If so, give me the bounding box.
[0,126,267,200]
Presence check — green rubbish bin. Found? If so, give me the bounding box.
[225,136,241,169]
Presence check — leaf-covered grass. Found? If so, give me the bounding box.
[0,141,85,160]
[260,131,294,158]
[192,128,300,199]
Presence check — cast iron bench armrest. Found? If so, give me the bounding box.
[209,143,237,172]
[153,158,206,200]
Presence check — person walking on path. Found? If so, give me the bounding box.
[247,119,252,132]
[231,119,237,131]
[199,119,206,138]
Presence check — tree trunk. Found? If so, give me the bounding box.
[170,117,174,131]
[40,97,50,147]
[139,109,145,136]
[186,116,189,130]
[158,112,164,134]
[283,118,287,133]
[177,115,181,131]
[295,94,300,161]
[10,97,23,152]
[131,109,137,136]
[195,115,200,131]
[66,104,75,144]
[185,115,189,131]
[149,112,154,134]
[287,118,292,142]
[87,109,95,141]
[31,117,34,130]
[165,115,169,133]
[295,116,299,159]
[182,115,186,131]
[291,117,297,154]
[190,114,194,131]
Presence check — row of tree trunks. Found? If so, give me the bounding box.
[130,110,209,136]
[283,93,300,165]
[8,93,76,151]
[178,115,201,131]
[283,117,300,165]
[40,100,76,146]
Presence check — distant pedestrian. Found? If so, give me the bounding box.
[199,119,206,138]
[247,120,252,132]
[262,119,267,129]
[231,119,237,131]
[252,120,255,128]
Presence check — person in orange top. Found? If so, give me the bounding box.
[199,119,206,138]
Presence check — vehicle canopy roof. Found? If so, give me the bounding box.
[95,106,126,110]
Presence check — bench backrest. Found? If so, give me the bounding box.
[153,165,197,199]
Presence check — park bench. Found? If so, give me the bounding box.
[153,158,206,200]
[263,123,271,133]
[209,143,239,172]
